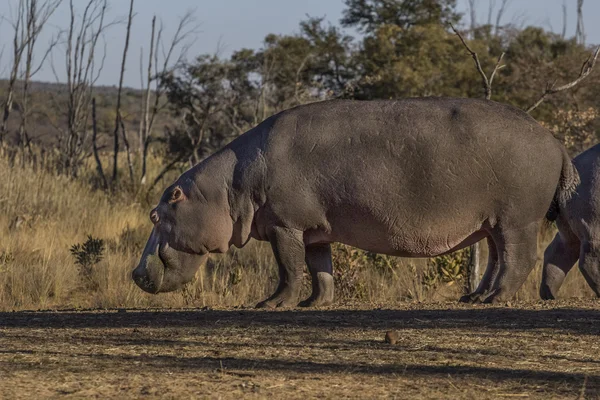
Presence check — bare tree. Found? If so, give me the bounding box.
[451,24,505,100]
[91,97,108,190]
[494,0,510,35]
[51,0,109,176]
[17,0,62,156]
[138,16,156,185]
[111,0,134,187]
[0,0,27,144]
[561,1,567,40]
[525,45,600,114]
[118,111,135,184]
[138,10,198,185]
[468,0,477,36]
[1,1,60,146]
[576,0,585,45]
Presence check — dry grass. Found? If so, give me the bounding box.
[0,150,595,312]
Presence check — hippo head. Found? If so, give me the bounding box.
[132,171,234,293]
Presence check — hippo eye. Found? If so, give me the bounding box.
[150,209,159,224]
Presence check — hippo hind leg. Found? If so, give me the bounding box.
[540,231,580,300]
[578,241,600,297]
[256,227,304,309]
[298,243,335,307]
[459,236,499,303]
[478,222,539,303]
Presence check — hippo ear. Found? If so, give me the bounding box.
[169,186,187,204]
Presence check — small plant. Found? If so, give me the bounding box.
[0,251,14,273]
[423,248,470,289]
[70,235,105,284]
[331,244,368,300]
[0,251,14,265]
[228,266,243,286]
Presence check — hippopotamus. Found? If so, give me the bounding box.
[540,143,600,299]
[132,98,579,307]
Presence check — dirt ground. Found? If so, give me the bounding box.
[1,300,600,399]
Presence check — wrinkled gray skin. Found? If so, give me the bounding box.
[132,98,579,307]
[541,143,600,299]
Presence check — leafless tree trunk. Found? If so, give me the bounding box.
[52,0,109,177]
[138,15,156,185]
[1,1,27,144]
[468,0,477,36]
[91,97,108,190]
[110,0,134,187]
[576,0,585,45]
[561,1,567,40]
[118,111,135,184]
[17,0,61,158]
[138,10,198,185]
[486,0,495,27]
[494,0,510,35]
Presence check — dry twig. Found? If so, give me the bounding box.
[525,46,600,113]
[450,24,505,100]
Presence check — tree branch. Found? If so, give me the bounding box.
[450,23,505,100]
[526,45,600,113]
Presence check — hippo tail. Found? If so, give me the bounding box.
[546,146,580,222]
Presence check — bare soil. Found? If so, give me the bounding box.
[1,300,600,399]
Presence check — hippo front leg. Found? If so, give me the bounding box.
[298,244,335,307]
[256,227,305,309]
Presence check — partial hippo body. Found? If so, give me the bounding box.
[541,143,600,299]
[132,98,579,307]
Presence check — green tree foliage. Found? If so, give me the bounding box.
[353,23,496,99]
[341,0,461,33]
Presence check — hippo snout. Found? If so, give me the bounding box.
[132,254,165,294]
[132,241,208,294]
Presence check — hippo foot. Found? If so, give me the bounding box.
[255,293,299,309]
[298,296,334,308]
[460,288,507,304]
[459,292,483,304]
[474,289,505,304]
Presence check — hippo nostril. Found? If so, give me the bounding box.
[132,267,145,284]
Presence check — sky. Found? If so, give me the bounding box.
[0,0,598,88]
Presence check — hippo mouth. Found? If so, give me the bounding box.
[132,253,165,294]
[132,241,207,294]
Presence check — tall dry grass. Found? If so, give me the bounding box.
[0,149,594,311]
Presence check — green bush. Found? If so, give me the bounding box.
[70,235,105,286]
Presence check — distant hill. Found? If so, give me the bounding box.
[0,79,172,150]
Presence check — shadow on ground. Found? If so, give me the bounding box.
[1,305,600,335]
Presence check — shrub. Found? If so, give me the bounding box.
[423,248,470,289]
[70,235,105,286]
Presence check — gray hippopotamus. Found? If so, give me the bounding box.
[540,143,600,299]
[132,98,579,308]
